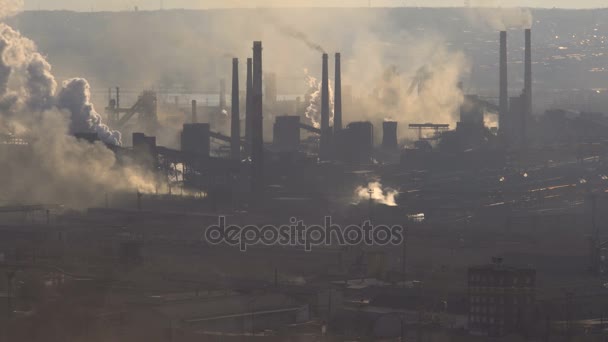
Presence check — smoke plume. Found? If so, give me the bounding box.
[303,70,333,129]
[465,1,533,30]
[0,112,154,208]
[344,31,468,139]
[26,53,56,111]
[0,6,155,208]
[262,11,326,53]
[0,0,22,20]
[57,78,121,146]
[355,181,398,207]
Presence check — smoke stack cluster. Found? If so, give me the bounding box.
[319,53,331,161]
[334,53,342,133]
[499,31,508,136]
[231,58,240,160]
[251,41,264,194]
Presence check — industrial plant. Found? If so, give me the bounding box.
[3,2,608,342]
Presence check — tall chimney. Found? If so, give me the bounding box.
[499,31,508,138]
[320,53,330,161]
[251,42,264,194]
[334,53,342,133]
[191,100,197,123]
[231,58,240,160]
[245,58,253,156]
[219,78,226,110]
[524,28,532,146]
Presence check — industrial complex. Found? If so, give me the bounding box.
[3,5,608,342]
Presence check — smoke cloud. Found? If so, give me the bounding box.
[465,1,533,30]
[0,6,155,208]
[0,112,155,208]
[355,181,398,207]
[343,31,469,140]
[57,78,121,145]
[26,53,56,111]
[303,70,334,129]
[262,11,326,53]
[0,0,22,20]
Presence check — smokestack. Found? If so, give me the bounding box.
[524,28,532,145]
[231,58,240,160]
[251,42,264,194]
[499,31,508,137]
[245,58,253,157]
[219,78,226,110]
[320,53,330,161]
[382,121,398,151]
[334,53,342,132]
[191,100,197,123]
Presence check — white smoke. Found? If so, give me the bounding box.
[0,7,156,208]
[0,19,121,146]
[26,53,57,111]
[0,0,22,21]
[465,1,533,30]
[303,69,334,129]
[355,181,398,207]
[344,32,468,138]
[57,78,121,145]
[0,112,155,208]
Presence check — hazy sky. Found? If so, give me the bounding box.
[22,0,608,11]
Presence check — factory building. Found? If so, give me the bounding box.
[180,123,211,159]
[273,116,301,153]
[335,122,374,164]
[468,258,536,337]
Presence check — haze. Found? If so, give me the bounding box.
[23,0,608,11]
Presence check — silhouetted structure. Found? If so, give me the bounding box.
[181,123,210,159]
[334,53,343,133]
[191,100,197,124]
[131,133,158,178]
[499,31,508,137]
[382,121,398,151]
[251,41,264,194]
[468,258,536,337]
[273,116,300,152]
[245,57,253,157]
[231,58,240,160]
[320,53,331,161]
[335,122,373,164]
[523,28,532,147]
